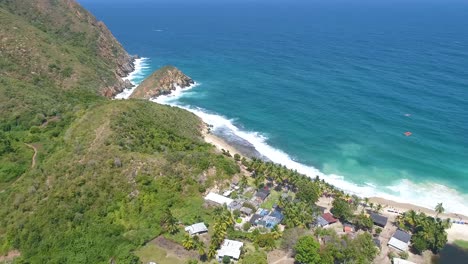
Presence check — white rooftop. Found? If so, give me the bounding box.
[393,258,417,264]
[388,237,409,251]
[223,190,233,197]
[184,222,208,235]
[217,239,244,260]
[205,192,233,206]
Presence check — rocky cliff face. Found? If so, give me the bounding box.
[130,66,194,100]
[0,0,136,97]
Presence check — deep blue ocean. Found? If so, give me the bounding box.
[79,0,468,213]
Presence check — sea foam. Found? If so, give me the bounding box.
[152,82,468,215]
[115,57,151,99]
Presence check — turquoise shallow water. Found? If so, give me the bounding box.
[80,1,468,212]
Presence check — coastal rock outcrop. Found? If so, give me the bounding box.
[130,66,194,100]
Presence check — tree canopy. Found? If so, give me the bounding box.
[294,236,321,264]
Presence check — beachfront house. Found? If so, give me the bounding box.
[217,239,244,261]
[184,222,208,236]
[388,229,412,251]
[316,212,338,227]
[370,212,388,228]
[204,192,233,207]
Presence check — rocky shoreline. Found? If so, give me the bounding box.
[129,66,194,99]
[102,54,140,97]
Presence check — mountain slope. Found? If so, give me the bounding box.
[0,1,240,262]
[0,100,239,263]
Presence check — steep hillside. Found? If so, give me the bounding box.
[0,0,135,129]
[0,1,241,262]
[0,100,239,263]
[1,0,135,95]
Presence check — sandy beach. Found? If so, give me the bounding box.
[368,197,468,243]
[203,132,468,245]
[203,130,243,157]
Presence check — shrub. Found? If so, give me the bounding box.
[399,251,409,260]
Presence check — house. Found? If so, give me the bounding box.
[343,223,355,233]
[240,207,253,216]
[217,239,243,261]
[228,199,243,211]
[392,258,417,264]
[254,189,270,202]
[388,229,412,251]
[321,213,338,226]
[258,210,284,228]
[316,215,330,227]
[249,214,262,225]
[256,208,270,216]
[205,192,233,206]
[223,190,233,197]
[184,222,208,236]
[315,213,338,227]
[370,213,388,227]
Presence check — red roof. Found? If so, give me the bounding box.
[322,213,337,224]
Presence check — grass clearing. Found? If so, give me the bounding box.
[262,190,281,210]
[135,244,186,264]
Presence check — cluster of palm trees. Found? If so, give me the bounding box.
[396,204,451,254]
[182,234,206,257]
[279,197,314,228]
[245,158,337,195]
[207,205,235,259]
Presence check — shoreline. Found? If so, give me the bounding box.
[120,58,468,239]
[202,130,468,244]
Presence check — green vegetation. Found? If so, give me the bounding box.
[0,100,239,263]
[397,210,451,253]
[0,1,454,263]
[240,250,267,264]
[453,240,468,250]
[135,244,186,264]
[331,197,355,222]
[315,231,379,264]
[294,236,322,264]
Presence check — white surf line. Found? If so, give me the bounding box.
[115,57,150,99]
[151,82,468,214]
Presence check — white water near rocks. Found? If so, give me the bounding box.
[115,57,150,99]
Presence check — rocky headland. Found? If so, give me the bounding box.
[130,66,194,100]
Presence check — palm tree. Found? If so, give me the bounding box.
[376,204,383,213]
[435,203,444,217]
[207,244,217,260]
[364,197,370,207]
[182,234,194,250]
[163,208,179,234]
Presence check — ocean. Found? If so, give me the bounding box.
[79,0,468,213]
